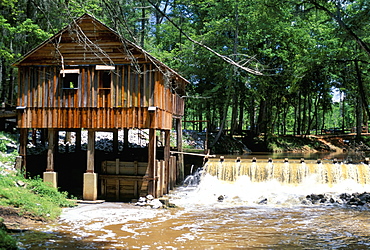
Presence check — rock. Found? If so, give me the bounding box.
[159,197,169,206]
[16,180,26,187]
[148,199,163,209]
[301,199,312,205]
[134,196,147,206]
[258,198,267,205]
[217,195,226,202]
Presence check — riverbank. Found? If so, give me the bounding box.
[0,131,76,248]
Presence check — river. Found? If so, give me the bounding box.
[13,162,370,249]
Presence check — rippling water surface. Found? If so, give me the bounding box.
[14,174,370,249]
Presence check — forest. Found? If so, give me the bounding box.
[1,0,370,146]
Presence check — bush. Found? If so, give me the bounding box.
[0,228,18,250]
[0,172,76,220]
[0,217,17,250]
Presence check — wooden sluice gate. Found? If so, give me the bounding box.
[100,156,177,201]
[204,157,370,185]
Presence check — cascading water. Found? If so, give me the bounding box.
[176,158,370,207]
[204,159,370,185]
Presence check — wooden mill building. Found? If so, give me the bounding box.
[14,13,188,201]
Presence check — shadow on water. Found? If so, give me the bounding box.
[12,228,114,249]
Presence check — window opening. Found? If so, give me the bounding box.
[100,71,111,89]
[60,69,80,89]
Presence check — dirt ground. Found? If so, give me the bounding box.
[0,206,46,230]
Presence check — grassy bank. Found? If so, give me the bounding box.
[0,132,76,249]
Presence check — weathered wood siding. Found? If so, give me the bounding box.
[17,64,184,129]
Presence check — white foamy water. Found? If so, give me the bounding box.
[170,173,370,209]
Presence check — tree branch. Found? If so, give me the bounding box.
[147,0,264,76]
[309,1,370,58]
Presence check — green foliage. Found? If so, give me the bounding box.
[0,226,17,250]
[0,172,76,220]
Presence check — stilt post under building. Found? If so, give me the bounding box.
[44,128,58,188]
[148,128,156,196]
[176,118,184,183]
[124,128,129,149]
[164,130,170,194]
[75,129,81,152]
[19,128,27,174]
[113,129,118,154]
[84,129,97,200]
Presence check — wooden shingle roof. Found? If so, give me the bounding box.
[14,13,189,85]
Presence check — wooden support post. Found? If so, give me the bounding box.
[44,129,58,188]
[176,118,184,184]
[113,129,118,154]
[75,129,81,152]
[124,128,129,149]
[148,128,156,196]
[160,160,164,197]
[65,131,72,153]
[46,129,56,172]
[164,130,170,193]
[84,129,97,200]
[156,160,160,197]
[19,128,28,174]
[32,129,37,145]
[87,129,95,173]
[170,156,176,189]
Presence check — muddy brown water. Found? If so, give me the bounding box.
[13,171,370,249]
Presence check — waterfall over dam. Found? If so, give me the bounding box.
[204,158,370,185]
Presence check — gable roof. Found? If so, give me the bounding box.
[14,13,189,84]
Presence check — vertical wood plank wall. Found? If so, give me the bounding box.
[17,64,185,129]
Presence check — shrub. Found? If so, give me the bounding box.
[0,171,76,220]
[0,217,17,250]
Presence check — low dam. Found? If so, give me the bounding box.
[204,157,370,185]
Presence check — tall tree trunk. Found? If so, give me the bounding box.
[257,99,267,136]
[237,95,244,134]
[356,95,363,139]
[230,91,238,135]
[354,60,370,119]
[249,98,256,135]
[297,93,301,135]
[293,104,297,136]
[198,103,203,132]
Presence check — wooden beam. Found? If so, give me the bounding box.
[46,129,56,171]
[113,129,118,154]
[148,127,156,196]
[170,151,216,157]
[87,129,95,173]
[124,128,129,149]
[164,130,170,194]
[176,119,184,183]
[19,128,28,173]
[75,129,81,152]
